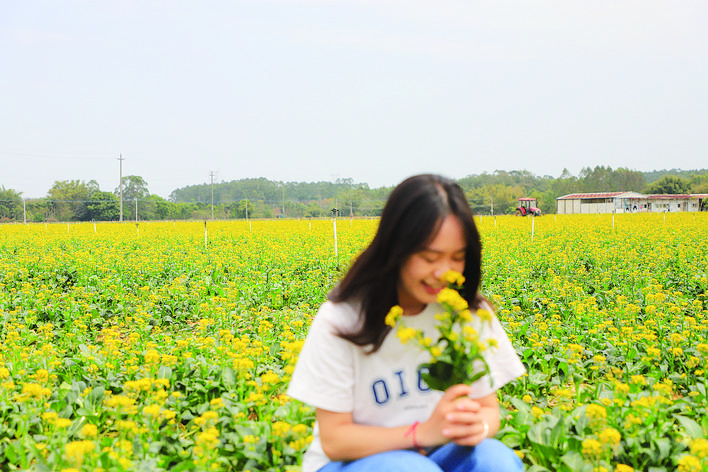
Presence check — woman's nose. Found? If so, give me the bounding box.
[432,265,449,279]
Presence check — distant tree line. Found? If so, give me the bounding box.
[1,167,707,222]
[460,167,707,215]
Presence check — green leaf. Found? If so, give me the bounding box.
[675,415,704,438]
[549,414,566,447]
[3,440,18,464]
[696,382,706,397]
[560,451,587,471]
[87,385,105,406]
[652,437,671,461]
[158,365,173,380]
[527,466,552,472]
[222,366,236,389]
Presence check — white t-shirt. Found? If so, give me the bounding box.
[287,300,526,472]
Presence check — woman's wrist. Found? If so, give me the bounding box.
[478,405,500,438]
[481,420,489,438]
[404,421,427,454]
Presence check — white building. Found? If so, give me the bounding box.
[556,192,646,214]
[646,194,708,212]
[556,192,708,214]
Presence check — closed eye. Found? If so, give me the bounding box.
[418,251,439,263]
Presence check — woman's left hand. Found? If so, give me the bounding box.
[442,392,499,446]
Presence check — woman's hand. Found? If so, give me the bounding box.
[417,384,499,447]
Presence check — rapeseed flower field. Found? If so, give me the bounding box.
[0,214,706,472]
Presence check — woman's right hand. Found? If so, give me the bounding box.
[416,384,477,447]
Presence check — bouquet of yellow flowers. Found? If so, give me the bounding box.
[385,270,495,391]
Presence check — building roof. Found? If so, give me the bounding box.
[646,194,693,199]
[556,192,644,200]
[557,192,708,201]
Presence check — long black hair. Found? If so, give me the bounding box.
[330,174,483,353]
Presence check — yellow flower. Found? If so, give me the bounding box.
[462,325,478,340]
[477,308,492,323]
[598,427,621,448]
[56,418,72,428]
[396,326,417,344]
[677,455,701,472]
[144,349,160,364]
[20,382,50,400]
[441,270,465,286]
[116,420,139,434]
[143,404,161,418]
[80,424,98,438]
[35,369,49,383]
[65,440,95,465]
[614,465,634,472]
[690,437,708,459]
[42,411,59,424]
[630,375,647,385]
[292,423,308,435]
[437,288,468,311]
[531,406,545,419]
[581,438,602,458]
[697,343,708,356]
[261,370,279,385]
[614,382,630,395]
[385,305,403,327]
[210,397,224,409]
[272,421,291,436]
[585,404,607,421]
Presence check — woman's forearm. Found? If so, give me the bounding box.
[319,421,418,461]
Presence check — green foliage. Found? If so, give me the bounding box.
[644,175,691,195]
[0,216,707,470]
[84,191,120,221]
[0,186,23,220]
[4,168,708,222]
[47,180,93,221]
[577,166,644,193]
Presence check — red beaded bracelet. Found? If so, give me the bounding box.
[404,421,426,455]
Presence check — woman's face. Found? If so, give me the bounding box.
[397,215,466,315]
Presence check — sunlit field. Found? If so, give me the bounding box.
[1,214,706,472]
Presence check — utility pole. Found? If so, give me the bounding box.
[209,171,216,220]
[490,197,494,216]
[118,155,125,222]
[281,183,285,217]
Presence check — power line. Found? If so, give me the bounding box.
[0,150,114,160]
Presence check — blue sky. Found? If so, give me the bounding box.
[1,0,707,199]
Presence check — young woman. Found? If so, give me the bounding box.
[287,174,526,472]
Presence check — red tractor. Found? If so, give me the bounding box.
[515,197,542,217]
